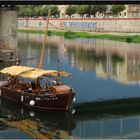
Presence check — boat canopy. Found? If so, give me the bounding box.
[0,65,71,79]
[21,69,57,79]
[21,69,71,79]
[46,71,72,77]
[0,66,35,76]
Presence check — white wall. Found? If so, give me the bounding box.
[18,18,140,33]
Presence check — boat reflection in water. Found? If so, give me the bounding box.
[2,97,140,139]
[0,98,76,139]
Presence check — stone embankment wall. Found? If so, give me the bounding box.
[18,18,140,33]
[0,9,18,63]
[0,10,18,49]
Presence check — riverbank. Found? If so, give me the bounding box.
[18,29,140,43]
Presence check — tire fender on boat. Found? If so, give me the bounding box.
[30,100,35,106]
[0,89,1,96]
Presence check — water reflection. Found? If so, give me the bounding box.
[17,33,140,103]
[2,96,140,138]
[74,115,140,139]
[73,98,140,139]
[0,98,75,139]
[18,33,140,85]
[3,31,140,138]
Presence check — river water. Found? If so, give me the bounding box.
[1,33,140,138]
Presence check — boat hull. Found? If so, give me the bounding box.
[0,86,75,111]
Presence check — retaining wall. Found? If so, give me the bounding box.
[0,10,18,49]
[18,18,140,33]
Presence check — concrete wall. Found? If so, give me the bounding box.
[18,18,140,33]
[0,10,18,49]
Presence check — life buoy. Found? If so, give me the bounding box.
[30,100,35,106]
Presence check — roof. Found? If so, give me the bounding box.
[0,65,35,76]
[0,65,71,79]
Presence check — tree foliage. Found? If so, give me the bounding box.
[18,5,109,18]
[77,5,89,16]
[111,5,126,14]
[77,5,107,16]
[86,5,107,16]
[50,6,59,17]
[41,6,49,16]
[18,5,59,17]
[94,5,107,13]
[66,5,77,16]
[34,6,42,17]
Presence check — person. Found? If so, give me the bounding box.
[8,76,16,88]
[28,87,32,93]
[31,82,36,89]
[28,82,32,93]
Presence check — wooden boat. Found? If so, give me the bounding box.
[0,10,76,111]
[0,65,76,111]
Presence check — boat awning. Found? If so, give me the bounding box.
[0,65,72,79]
[0,65,35,76]
[20,69,57,79]
[47,71,72,77]
[21,69,71,79]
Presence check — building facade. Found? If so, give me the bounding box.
[57,5,140,18]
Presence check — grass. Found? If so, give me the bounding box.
[18,29,65,36]
[18,29,140,43]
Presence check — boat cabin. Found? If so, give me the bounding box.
[0,65,72,96]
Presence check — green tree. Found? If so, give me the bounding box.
[29,5,36,17]
[18,6,35,17]
[18,7,25,17]
[89,5,107,16]
[77,5,89,17]
[28,6,36,17]
[50,6,59,17]
[94,5,107,13]
[41,6,49,16]
[34,6,42,17]
[24,7,33,17]
[111,5,126,14]
[18,5,60,18]
[66,5,77,17]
